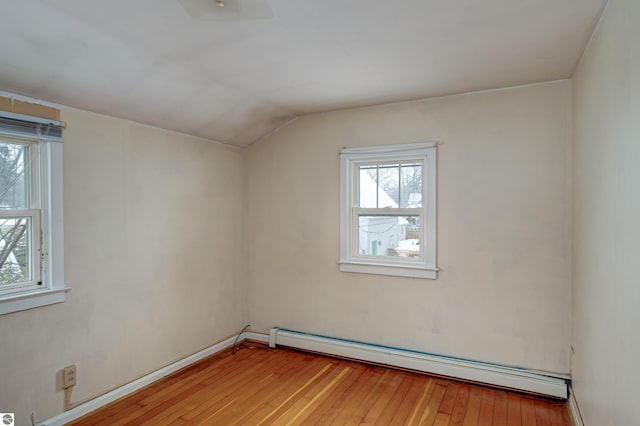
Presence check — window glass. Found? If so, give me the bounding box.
[358,162,423,209]
[0,142,29,210]
[400,163,422,208]
[0,216,32,286]
[357,215,421,259]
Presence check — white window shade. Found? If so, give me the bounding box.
[0,113,63,142]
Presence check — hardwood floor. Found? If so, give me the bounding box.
[69,345,571,425]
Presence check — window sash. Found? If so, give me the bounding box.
[351,209,424,263]
[0,136,45,295]
[0,209,42,293]
[355,160,424,209]
[350,156,426,265]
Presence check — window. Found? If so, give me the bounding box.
[339,142,437,279]
[0,113,65,315]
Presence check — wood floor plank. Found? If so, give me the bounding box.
[139,348,259,405]
[448,383,470,426]
[492,390,509,426]
[476,388,495,426]
[372,374,414,425]
[434,412,452,426]
[270,364,351,425]
[258,362,336,423]
[389,376,432,424]
[521,396,538,426]
[123,382,208,426]
[418,381,447,425]
[343,370,399,425]
[507,393,523,426]
[68,350,247,426]
[406,377,436,425]
[359,370,404,424]
[462,387,483,426]
[549,402,569,426]
[438,382,460,415]
[224,357,335,425]
[68,347,571,426]
[297,362,368,425]
[146,350,289,425]
[126,350,289,426]
[318,367,386,424]
[181,370,284,425]
[132,351,259,421]
[225,356,335,425]
[534,400,552,426]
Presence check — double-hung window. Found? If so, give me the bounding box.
[0,113,65,315]
[339,142,437,279]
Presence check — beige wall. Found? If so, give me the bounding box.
[247,81,572,374]
[0,108,247,423]
[572,0,640,424]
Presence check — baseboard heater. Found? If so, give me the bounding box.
[268,328,568,399]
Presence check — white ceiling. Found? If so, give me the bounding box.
[0,0,605,147]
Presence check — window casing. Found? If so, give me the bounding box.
[0,113,65,315]
[339,142,437,279]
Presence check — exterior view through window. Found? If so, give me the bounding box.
[0,140,38,289]
[357,162,422,258]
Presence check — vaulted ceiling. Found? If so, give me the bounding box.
[0,0,605,147]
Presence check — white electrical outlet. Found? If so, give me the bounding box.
[62,365,77,388]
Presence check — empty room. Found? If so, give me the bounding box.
[0,0,638,425]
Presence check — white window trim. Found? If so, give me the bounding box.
[0,116,66,315]
[339,142,438,279]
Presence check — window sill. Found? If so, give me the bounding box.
[338,260,438,279]
[0,286,70,315]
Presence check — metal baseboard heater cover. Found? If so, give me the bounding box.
[268,328,568,399]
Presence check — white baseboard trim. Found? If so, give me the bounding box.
[269,328,568,399]
[568,387,584,426]
[37,333,248,426]
[243,331,269,343]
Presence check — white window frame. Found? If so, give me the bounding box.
[0,113,66,315]
[339,142,437,279]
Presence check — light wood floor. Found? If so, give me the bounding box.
[69,344,571,425]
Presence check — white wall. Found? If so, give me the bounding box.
[0,108,247,423]
[247,81,572,374]
[571,0,640,424]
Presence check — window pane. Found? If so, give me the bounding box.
[0,217,32,286]
[0,142,29,210]
[358,215,421,258]
[400,163,422,208]
[358,162,423,209]
[359,167,378,208]
[358,164,400,208]
[377,164,399,207]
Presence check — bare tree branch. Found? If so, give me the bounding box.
[0,220,26,270]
